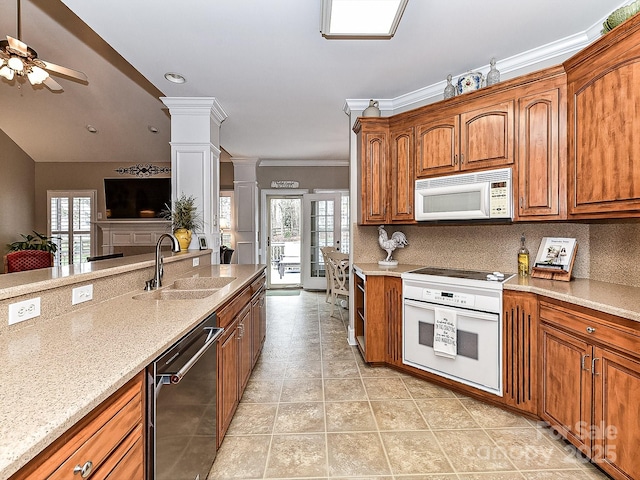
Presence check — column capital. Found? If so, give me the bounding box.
[161,97,228,126]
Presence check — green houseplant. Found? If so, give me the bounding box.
[161,194,203,251]
[7,231,58,253]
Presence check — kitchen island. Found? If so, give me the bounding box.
[0,252,265,479]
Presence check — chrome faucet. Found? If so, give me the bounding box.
[145,233,180,290]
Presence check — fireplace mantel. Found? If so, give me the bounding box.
[95,220,171,255]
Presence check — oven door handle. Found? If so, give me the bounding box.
[159,327,224,386]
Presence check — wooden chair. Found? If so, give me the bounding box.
[320,246,337,302]
[325,251,350,320]
[3,250,54,273]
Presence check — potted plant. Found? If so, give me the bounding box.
[7,231,58,253]
[161,194,203,251]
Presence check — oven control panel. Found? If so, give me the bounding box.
[421,288,475,308]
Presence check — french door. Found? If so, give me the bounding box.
[302,193,341,290]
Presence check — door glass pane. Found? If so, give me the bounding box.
[74,197,92,231]
[49,191,94,267]
[310,199,334,279]
[269,198,301,287]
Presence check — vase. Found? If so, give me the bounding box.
[362,100,381,117]
[486,58,500,86]
[174,228,192,251]
[443,74,456,99]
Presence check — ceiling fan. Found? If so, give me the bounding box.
[0,0,87,91]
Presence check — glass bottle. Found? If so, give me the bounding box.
[486,57,500,86]
[443,74,456,99]
[518,233,529,276]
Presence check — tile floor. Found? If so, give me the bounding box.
[209,291,611,480]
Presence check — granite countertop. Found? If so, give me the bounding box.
[353,263,640,323]
[0,263,265,479]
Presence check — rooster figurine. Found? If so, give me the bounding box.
[378,225,408,265]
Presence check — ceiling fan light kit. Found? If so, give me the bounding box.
[0,0,87,92]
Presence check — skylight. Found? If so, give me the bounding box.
[320,0,408,39]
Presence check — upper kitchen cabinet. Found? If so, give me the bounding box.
[514,68,567,220]
[416,97,514,179]
[389,122,416,223]
[564,14,640,218]
[355,118,415,225]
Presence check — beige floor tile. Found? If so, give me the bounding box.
[381,430,454,475]
[332,477,394,480]
[287,345,323,360]
[459,397,532,428]
[327,432,391,477]
[415,398,479,430]
[520,470,597,479]
[273,402,325,434]
[324,378,367,401]
[280,378,324,402]
[241,378,283,403]
[322,359,360,378]
[434,429,515,473]
[487,428,587,470]
[251,360,287,380]
[457,473,525,479]
[357,361,401,378]
[370,399,428,431]
[363,377,411,399]
[285,360,323,378]
[401,376,457,398]
[265,433,328,478]
[208,435,270,479]
[395,475,458,480]
[226,402,277,435]
[325,401,377,432]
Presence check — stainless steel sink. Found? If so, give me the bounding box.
[133,288,218,301]
[172,277,236,290]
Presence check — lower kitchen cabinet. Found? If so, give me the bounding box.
[539,300,640,480]
[502,290,538,415]
[10,372,145,480]
[216,271,266,447]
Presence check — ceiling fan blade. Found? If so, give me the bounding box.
[7,36,28,56]
[41,60,87,82]
[43,76,63,92]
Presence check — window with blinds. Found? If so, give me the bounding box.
[48,190,96,266]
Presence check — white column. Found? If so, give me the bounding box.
[161,97,227,263]
[231,157,259,264]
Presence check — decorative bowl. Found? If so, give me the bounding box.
[603,0,640,33]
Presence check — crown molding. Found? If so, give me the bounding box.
[160,97,228,125]
[259,159,349,167]
[344,5,626,114]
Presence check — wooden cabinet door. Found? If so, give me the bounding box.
[416,114,458,178]
[539,323,592,452]
[359,122,389,224]
[217,322,239,446]
[460,100,514,170]
[516,85,566,220]
[238,304,253,394]
[565,17,640,217]
[251,292,262,367]
[385,276,403,367]
[502,291,538,414]
[389,125,415,222]
[593,347,640,480]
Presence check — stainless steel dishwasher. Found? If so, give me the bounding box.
[147,313,223,480]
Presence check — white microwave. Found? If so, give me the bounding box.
[415,168,512,221]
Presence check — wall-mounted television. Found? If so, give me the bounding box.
[104,178,171,219]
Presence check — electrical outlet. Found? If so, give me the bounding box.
[8,297,41,325]
[193,257,200,267]
[72,285,93,305]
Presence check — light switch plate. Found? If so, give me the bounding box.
[72,285,93,305]
[193,257,200,267]
[8,297,41,325]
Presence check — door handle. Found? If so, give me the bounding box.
[460,153,464,164]
[592,357,600,375]
[453,154,458,165]
[581,354,591,371]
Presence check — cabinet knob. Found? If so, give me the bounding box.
[586,326,596,334]
[73,461,93,478]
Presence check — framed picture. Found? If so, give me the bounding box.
[198,235,208,250]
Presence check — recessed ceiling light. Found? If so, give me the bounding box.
[148,125,159,134]
[164,72,186,84]
[320,0,408,39]
[86,125,98,134]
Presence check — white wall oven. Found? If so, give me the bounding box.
[402,268,513,396]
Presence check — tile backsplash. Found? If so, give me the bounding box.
[353,221,640,288]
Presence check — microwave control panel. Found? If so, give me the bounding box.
[489,180,510,217]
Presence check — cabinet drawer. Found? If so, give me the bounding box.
[217,285,252,328]
[540,301,640,358]
[14,374,143,480]
[250,272,266,295]
[101,427,144,480]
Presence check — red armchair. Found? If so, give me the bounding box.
[3,250,54,273]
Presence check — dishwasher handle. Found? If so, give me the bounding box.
[161,327,223,385]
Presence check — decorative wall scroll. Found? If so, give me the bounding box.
[114,164,171,177]
[270,180,299,188]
